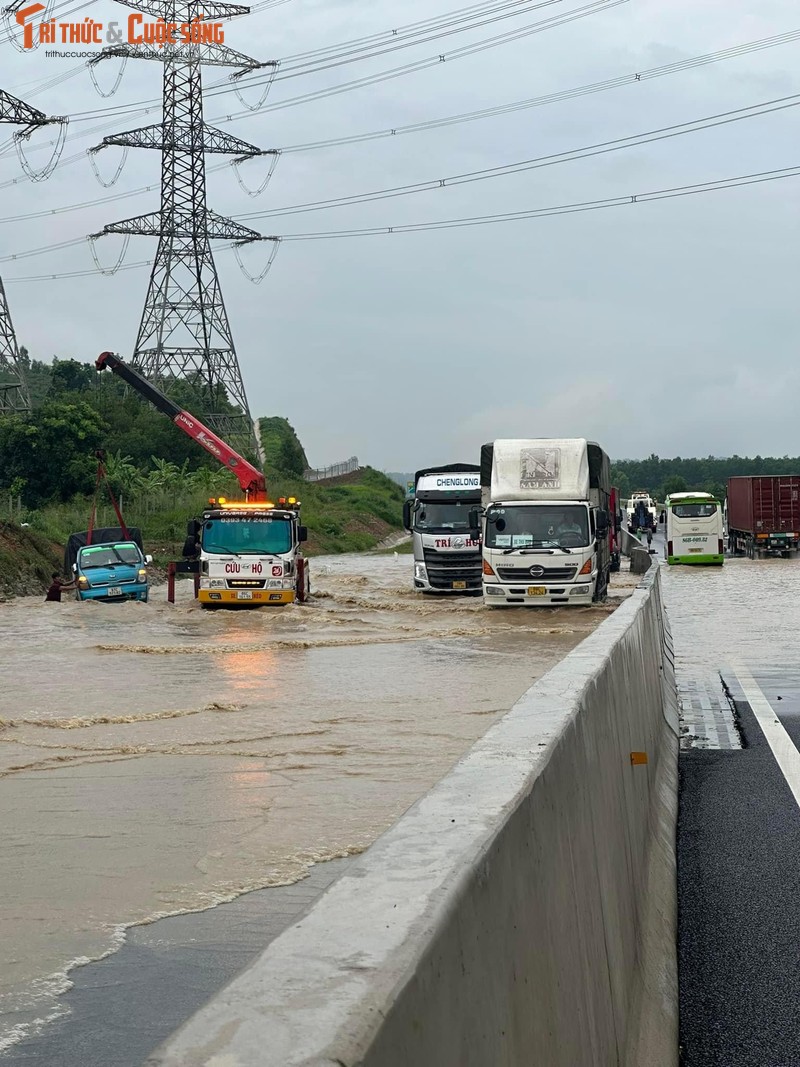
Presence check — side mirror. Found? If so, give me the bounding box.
[298,525,308,543]
[596,511,609,537]
[145,554,153,564]
[186,519,201,537]
[402,500,411,531]
[72,563,77,573]
[468,508,481,533]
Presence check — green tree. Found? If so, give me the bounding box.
[661,475,688,499]
[0,399,107,505]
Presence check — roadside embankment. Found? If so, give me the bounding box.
[0,521,61,600]
[149,567,680,1067]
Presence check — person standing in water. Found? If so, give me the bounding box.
[44,574,76,602]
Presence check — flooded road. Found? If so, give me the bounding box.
[662,550,800,695]
[0,552,626,1053]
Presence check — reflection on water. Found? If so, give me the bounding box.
[0,552,620,1052]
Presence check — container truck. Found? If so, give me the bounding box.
[727,475,800,558]
[403,464,482,593]
[475,439,611,606]
[664,492,724,565]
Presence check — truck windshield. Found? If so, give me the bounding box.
[414,501,473,531]
[79,544,141,568]
[485,505,590,549]
[203,518,293,555]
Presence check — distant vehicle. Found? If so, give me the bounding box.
[403,464,481,593]
[475,438,612,606]
[66,527,152,602]
[609,486,623,572]
[727,476,800,558]
[627,490,656,533]
[664,493,724,566]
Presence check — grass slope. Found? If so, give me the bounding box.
[0,521,62,599]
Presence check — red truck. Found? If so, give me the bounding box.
[727,476,800,558]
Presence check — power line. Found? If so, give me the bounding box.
[275,164,800,239]
[277,28,800,154]
[1,85,798,233]
[20,0,625,132]
[2,22,799,189]
[232,93,800,222]
[4,163,799,282]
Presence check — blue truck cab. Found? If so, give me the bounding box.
[66,527,151,604]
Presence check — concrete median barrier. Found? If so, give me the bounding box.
[149,568,679,1067]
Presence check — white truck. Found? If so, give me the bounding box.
[403,464,482,593]
[474,438,612,606]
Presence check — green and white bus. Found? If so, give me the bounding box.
[664,491,724,566]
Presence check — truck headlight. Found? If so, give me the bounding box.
[78,575,89,586]
[485,585,504,596]
[138,568,147,580]
[414,563,427,581]
[570,585,591,595]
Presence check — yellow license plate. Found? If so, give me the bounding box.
[527,586,547,596]
[688,548,702,553]
[452,580,466,589]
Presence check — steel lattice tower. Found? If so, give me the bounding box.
[90,5,270,453]
[0,90,53,414]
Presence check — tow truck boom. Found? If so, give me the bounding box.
[96,351,266,501]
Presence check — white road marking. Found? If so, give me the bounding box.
[732,662,800,810]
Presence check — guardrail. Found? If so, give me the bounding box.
[303,457,359,482]
[150,569,680,1067]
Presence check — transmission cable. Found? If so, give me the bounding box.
[5,164,800,282]
[231,93,800,222]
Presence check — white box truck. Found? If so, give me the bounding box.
[474,439,612,606]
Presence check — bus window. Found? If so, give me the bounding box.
[672,503,717,519]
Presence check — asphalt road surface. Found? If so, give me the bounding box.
[665,550,800,1067]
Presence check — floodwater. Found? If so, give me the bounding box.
[661,550,800,676]
[0,552,626,1053]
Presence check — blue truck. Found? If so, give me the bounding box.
[65,527,152,603]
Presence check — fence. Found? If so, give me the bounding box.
[303,456,359,482]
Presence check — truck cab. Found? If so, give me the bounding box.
[403,464,482,593]
[478,439,611,607]
[73,540,151,602]
[189,499,308,606]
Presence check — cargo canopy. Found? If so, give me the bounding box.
[484,439,592,502]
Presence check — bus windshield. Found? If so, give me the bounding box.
[414,501,473,531]
[672,503,718,518]
[203,517,293,555]
[485,505,590,549]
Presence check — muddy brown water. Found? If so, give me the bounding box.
[0,552,627,1051]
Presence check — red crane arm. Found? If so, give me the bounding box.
[96,352,267,501]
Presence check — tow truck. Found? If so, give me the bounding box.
[96,352,309,607]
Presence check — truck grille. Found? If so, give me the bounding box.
[422,548,482,589]
[496,565,578,582]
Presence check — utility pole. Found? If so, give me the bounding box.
[89,3,275,455]
[0,90,55,414]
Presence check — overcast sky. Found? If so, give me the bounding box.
[2,0,799,470]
